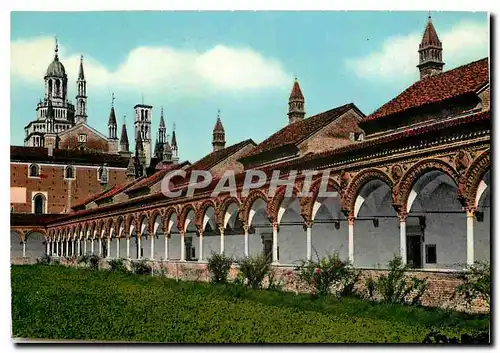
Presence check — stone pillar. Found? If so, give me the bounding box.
[150,234,155,260]
[305,223,312,261]
[55,241,59,256]
[198,231,204,262]
[98,239,102,257]
[107,238,111,258]
[66,240,69,257]
[116,238,120,258]
[272,222,279,265]
[466,207,476,266]
[77,240,81,257]
[22,240,26,257]
[243,225,249,257]
[399,213,407,265]
[348,216,354,265]
[46,241,50,256]
[164,234,169,260]
[90,239,94,255]
[71,240,75,256]
[180,231,186,261]
[51,241,54,256]
[219,227,225,255]
[83,240,87,255]
[137,236,142,259]
[126,237,130,259]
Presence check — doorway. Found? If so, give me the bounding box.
[406,225,423,269]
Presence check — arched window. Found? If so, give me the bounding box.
[48,79,53,96]
[55,80,61,97]
[98,166,109,183]
[65,165,75,179]
[33,194,45,214]
[29,164,40,177]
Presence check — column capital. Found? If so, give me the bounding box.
[464,206,477,217]
[347,215,355,225]
[272,222,279,231]
[219,227,225,235]
[398,212,409,222]
[243,224,249,233]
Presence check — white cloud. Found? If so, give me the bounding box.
[10,36,291,94]
[346,20,489,83]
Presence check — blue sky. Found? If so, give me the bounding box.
[10,11,488,163]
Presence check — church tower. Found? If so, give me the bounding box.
[45,38,68,105]
[134,132,147,177]
[134,102,152,167]
[287,78,305,124]
[107,93,118,153]
[212,110,226,152]
[75,55,88,124]
[417,14,444,80]
[171,124,179,164]
[119,116,131,158]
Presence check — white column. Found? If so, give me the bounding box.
[198,231,204,262]
[77,240,81,256]
[272,223,279,265]
[466,207,475,266]
[180,232,186,261]
[46,241,50,256]
[117,238,120,258]
[150,235,155,260]
[71,240,75,256]
[137,236,142,259]
[22,241,26,257]
[84,240,87,255]
[98,239,102,257]
[51,241,55,255]
[91,239,94,254]
[107,238,111,258]
[348,216,354,265]
[55,241,59,256]
[399,214,407,265]
[219,227,225,255]
[164,234,169,260]
[244,226,249,257]
[66,240,69,256]
[126,237,130,259]
[306,224,312,261]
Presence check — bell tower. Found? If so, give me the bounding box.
[417,14,445,80]
[134,99,152,167]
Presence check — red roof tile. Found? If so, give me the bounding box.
[93,178,142,202]
[420,18,441,48]
[366,58,489,122]
[243,103,358,159]
[213,117,225,132]
[188,139,255,171]
[289,79,304,100]
[126,161,189,193]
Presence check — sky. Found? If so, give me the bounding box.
[10,11,489,163]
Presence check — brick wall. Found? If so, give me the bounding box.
[11,163,127,213]
[210,144,256,178]
[59,124,110,153]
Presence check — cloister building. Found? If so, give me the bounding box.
[11,16,490,275]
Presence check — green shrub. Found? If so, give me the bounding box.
[108,259,127,273]
[50,257,60,266]
[238,254,271,289]
[267,269,284,291]
[373,255,427,305]
[36,254,51,265]
[77,255,90,266]
[131,260,152,275]
[454,261,490,308]
[88,254,100,270]
[207,253,233,284]
[295,252,358,297]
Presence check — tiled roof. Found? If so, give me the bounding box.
[188,139,255,171]
[93,178,142,203]
[126,161,190,193]
[213,117,225,132]
[71,186,118,210]
[243,103,358,159]
[365,58,489,122]
[11,213,65,226]
[10,146,130,168]
[420,17,441,48]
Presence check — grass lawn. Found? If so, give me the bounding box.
[11,265,489,343]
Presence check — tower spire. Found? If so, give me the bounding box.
[75,53,87,124]
[120,115,130,153]
[287,78,305,124]
[54,36,59,60]
[212,109,226,152]
[417,13,444,80]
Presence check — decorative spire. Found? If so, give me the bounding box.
[54,36,59,60]
[171,123,177,148]
[212,109,226,152]
[417,13,444,80]
[78,55,85,80]
[287,78,305,124]
[108,94,117,140]
[111,92,115,107]
[120,116,129,152]
[159,106,165,128]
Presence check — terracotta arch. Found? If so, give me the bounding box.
[106,218,115,238]
[97,219,106,239]
[342,168,394,217]
[196,199,218,230]
[11,228,25,242]
[137,212,150,236]
[25,227,47,240]
[458,149,491,207]
[115,216,125,238]
[149,208,163,234]
[162,206,178,234]
[239,189,269,225]
[125,214,137,236]
[178,204,197,232]
[393,158,459,213]
[217,196,241,229]
[267,184,303,224]
[302,176,342,223]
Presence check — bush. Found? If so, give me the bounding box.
[295,252,358,297]
[108,259,127,273]
[238,254,271,289]
[454,261,490,308]
[422,329,490,344]
[373,255,427,305]
[131,260,152,275]
[267,269,284,291]
[207,253,233,284]
[37,254,51,265]
[88,254,100,270]
[77,255,90,266]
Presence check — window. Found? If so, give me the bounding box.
[64,165,75,180]
[425,244,437,264]
[33,194,45,215]
[98,166,109,183]
[78,134,87,143]
[28,164,40,178]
